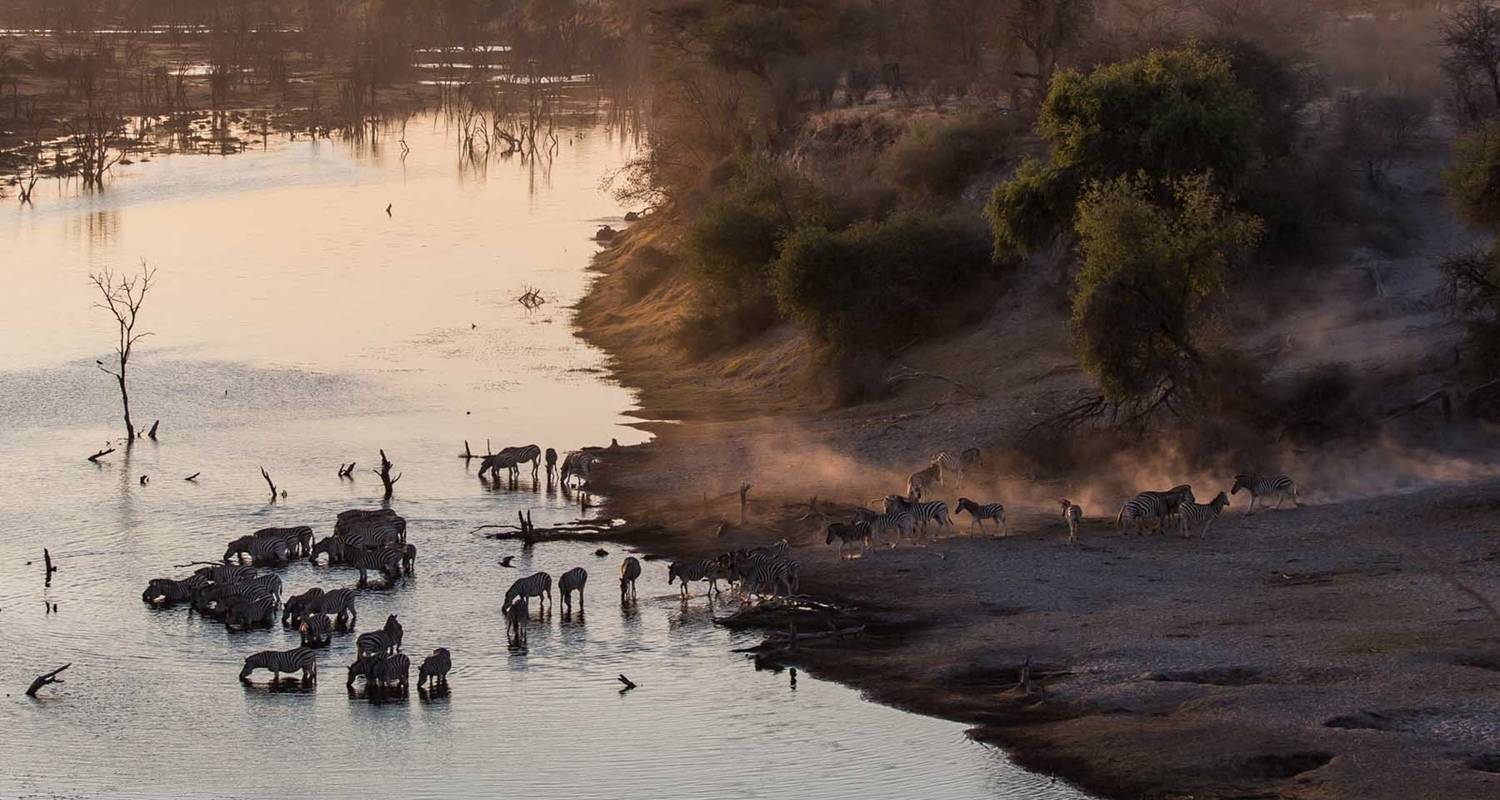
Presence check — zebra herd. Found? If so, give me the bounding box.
[663,540,799,601]
[822,449,1304,555]
[477,443,603,495]
[141,507,451,696]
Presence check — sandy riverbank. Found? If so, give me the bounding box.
[575,219,1500,799]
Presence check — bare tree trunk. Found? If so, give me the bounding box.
[117,370,134,440]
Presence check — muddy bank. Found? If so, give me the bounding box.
[576,221,1500,799]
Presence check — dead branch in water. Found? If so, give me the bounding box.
[184,472,200,481]
[375,449,400,500]
[43,548,57,585]
[26,663,70,698]
[146,419,159,440]
[87,446,115,463]
[517,286,547,310]
[259,467,278,501]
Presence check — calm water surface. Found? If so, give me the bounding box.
[0,111,1088,799]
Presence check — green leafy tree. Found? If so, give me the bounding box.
[1071,173,1262,408]
[988,43,1262,255]
[1444,122,1500,228]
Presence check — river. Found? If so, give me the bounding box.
[0,107,1088,800]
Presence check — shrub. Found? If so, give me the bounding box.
[1443,122,1500,229]
[989,43,1262,255]
[878,111,1011,198]
[1071,173,1262,405]
[771,212,994,353]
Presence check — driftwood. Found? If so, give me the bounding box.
[517,287,546,310]
[337,462,356,478]
[43,548,57,585]
[375,449,400,500]
[259,467,278,501]
[617,674,637,692]
[26,663,70,697]
[86,446,115,463]
[146,419,159,440]
[731,625,866,652]
[184,472,200,481]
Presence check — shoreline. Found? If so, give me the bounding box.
[575,221,1500,800]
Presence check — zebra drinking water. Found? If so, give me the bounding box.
[299,613,333,647]
[304,588,357,629]
[559,567,588,613]
[504,572,553,616]
[1178,491,1230,537]
[356,629,396,660]
[955,498,1006,534]
[1231,474,1299,515]
[224,595,277,631]
[506,594,529,648]
[619,556,641,602]
[371,653,411,693]
[240,647,317,684]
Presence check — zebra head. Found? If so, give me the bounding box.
[1211,491,1231,509]
[1230,475,1251,494]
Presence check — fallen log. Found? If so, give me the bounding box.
[87,446,115,463]
[26,663,70,697]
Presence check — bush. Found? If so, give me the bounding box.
[986,158,1078,257]
[989,43,1262,255]
[1443,122,1500,229]
[771,212,994,353]
[878,111,1011,198]
[1071,173,1262,405]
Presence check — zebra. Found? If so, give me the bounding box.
[1231,474,1299,515]
[826,521,872,559]
[309,536,347,565]
[299,613,333,647]
[1058,499,1083,543]
[383,614,404,652]
[240,573,282,603]
[955,498,1006,534]
[1178,491,1230,537]
[371,653,411,692]
[402,543,417,575]
[345,545,404,586]
[254,525,313,556]
[506,594,529,648]
[336,509,407,546]
[559,567,588,613]
[225,595,277,631]
[480,451,520,482]
[884,495,952,536]
[1116,485,1195,535]
[504,572,553,616]
[338,526,403,553]
[197,563,256,584]
[510,444,543,482]
[560,451,598,488]
[545,448,558,482]
[306,588,357,628]
[347,654,380,687]
[418,648,452,689]
[865,509,917,547]
[357,629,396,660]
[619,556,641,602]
[141,577,194,606]
[734,557,798,599]
[283,587,325,627]
[240,647,317,683]
[907,463,942,500]
[930,450,981,490]
[667,559,724,599]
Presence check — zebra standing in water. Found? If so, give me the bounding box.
[559,567,588,613]
[1116,485,1195,535]
[224,595,277,631]
[1058,499,1083,543]
[299,614,333,647]
[505,572,553,617]
[1231,474,1299,515]
[506,594,529,648]
[667,559,725,598]
[418,648,452,689]
[283,587,324,627]
[1178,491,1230,537]
[619,557,641,603]
[240,647,317,683]
[734,557,799,599]
[955,498,1006,534]
[345,545,404,586]
[305,588,357,629]
[545,448,558,483]
[371,653,411,693]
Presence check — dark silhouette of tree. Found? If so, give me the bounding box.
[90,262,155,442]
[1442,0,1500,121]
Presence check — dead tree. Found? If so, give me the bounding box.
[146,420,159,440]
[43,548,57,585]
[90,263,155,441]
[376,449,400,500]
[259,467,278,501]
[26,664,70,698]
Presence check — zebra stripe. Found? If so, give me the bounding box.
[1231,474,1298,514]
[335,509,408,545]
[240,647,317,682]
[559,567,588,611]
[1116,485,1195,534]
[955,498,1006,533]
[225,595,277,630]
[372,654,410,691]
[826,522,872,559]
[1178,491,1230,537]
[418,648,452,688]
[306,588,357,628]
[299,613,333,647]
[309,536,347,565]
[619,556,641,601]
[357,630,395,659]
[141,577,194,606]
[866,510,916,546]
[506,594,530,648]
[345,545,404,586]
[734,557,799,598]
[504,572,553,614]
[885,495,952,533]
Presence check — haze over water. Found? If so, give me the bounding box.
[0,109,1087,799]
